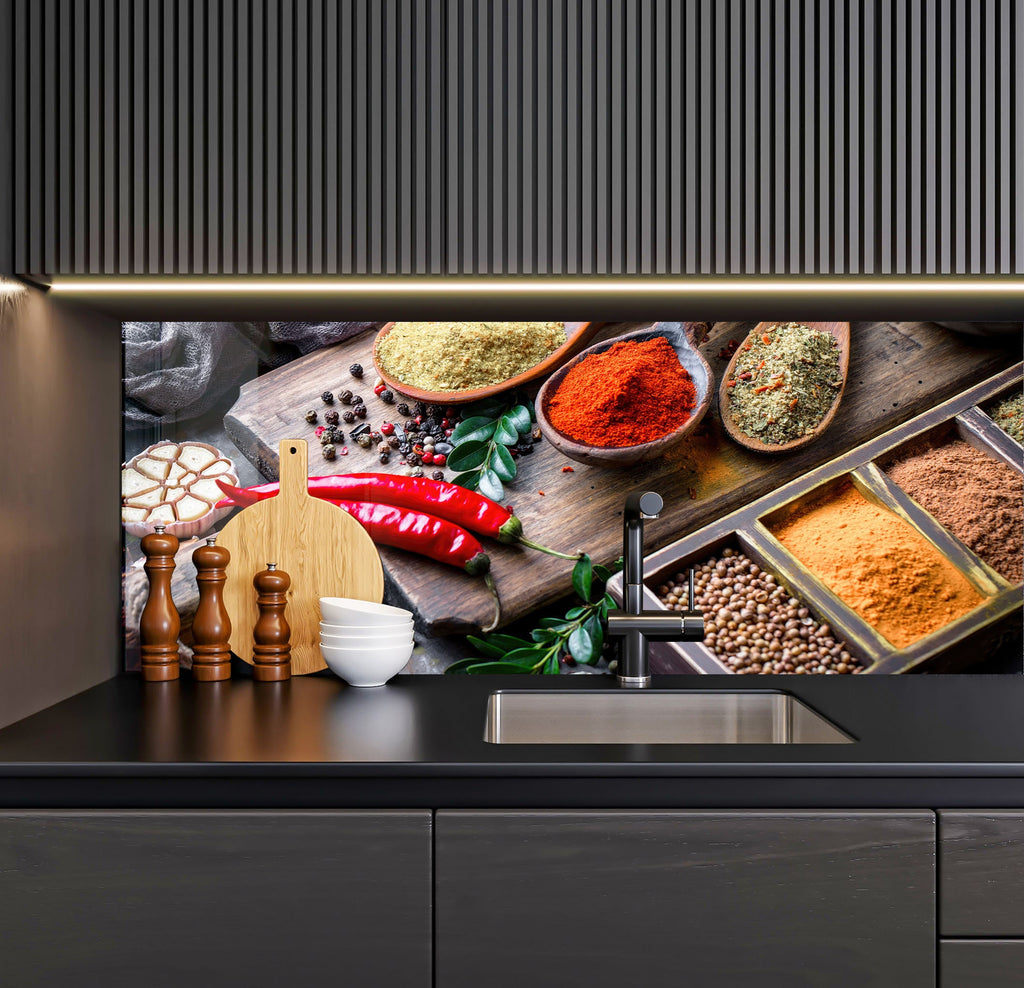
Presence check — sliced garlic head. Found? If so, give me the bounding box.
[121,441,238,538]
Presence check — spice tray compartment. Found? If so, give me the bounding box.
[975,377,1024,459]
[609,362,1023,675]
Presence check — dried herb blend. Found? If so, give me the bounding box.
[656,548,863,674]
[546,336,697,446]
[376,322,566,393]
[885,439,1023,585]
[726,323,842,445]
[987,391,1024,444]
[770,481,984,649]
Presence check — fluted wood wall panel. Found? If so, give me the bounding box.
[10,0,1023,275]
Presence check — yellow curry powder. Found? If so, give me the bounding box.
[770,481,983,648]
[376,322,566,392]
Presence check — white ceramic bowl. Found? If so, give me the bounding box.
[320,597,414,627]
[319,640,414,688]
[320,630,414,649]
[319,622,415,634]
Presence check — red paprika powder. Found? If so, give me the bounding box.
[546,336,697,446]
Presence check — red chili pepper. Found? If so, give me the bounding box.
[761,334,772,344]
[215,474,579,559]
[330,500,500,631]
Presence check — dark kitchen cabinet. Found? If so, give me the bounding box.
[0,810,431,988]
[939,811,1024,937]
[435,810,936,988]
[940,941,1024,988]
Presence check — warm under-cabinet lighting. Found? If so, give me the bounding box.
[46,277,1024,295]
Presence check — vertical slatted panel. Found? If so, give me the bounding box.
[7,0,1022,275]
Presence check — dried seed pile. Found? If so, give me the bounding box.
[656,548,863,674]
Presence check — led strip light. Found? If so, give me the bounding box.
[46,278,1024,294]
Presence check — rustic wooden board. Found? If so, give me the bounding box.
[216,440,385,673]
[223,322,1019,635]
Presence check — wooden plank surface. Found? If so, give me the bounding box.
[940,941,1024,988]
[223,322,1019,634]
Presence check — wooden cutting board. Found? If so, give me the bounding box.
[216,439,384,674]
[223,323,1019,636]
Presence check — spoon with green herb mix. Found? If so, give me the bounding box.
[718,322,850,454]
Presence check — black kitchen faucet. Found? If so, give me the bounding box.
[607,491,705,687]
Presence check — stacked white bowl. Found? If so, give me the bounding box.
[319,597,415,687]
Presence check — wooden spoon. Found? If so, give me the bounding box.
[535,322,714,469]
[371,321,602,405]
[718,321,851,454]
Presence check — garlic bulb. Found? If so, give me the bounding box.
[121,441,239,539]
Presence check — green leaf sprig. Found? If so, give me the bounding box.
[446,555,623,675]
[446,396,534,502]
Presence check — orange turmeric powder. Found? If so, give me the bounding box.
[770,481,984,648]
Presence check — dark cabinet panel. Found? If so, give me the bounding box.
[940,811,1024,936]
[0,810,431,987]
[8,0,1019,276]
[940,940,1024,988]
[436,810,935,988]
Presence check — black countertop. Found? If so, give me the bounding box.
[0,674,1022,808]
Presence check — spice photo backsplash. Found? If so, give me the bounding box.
[121,321,1023,677]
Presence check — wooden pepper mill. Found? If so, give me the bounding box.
[140,524,181,681]
[191,535,232,682]
[252,563,291,681]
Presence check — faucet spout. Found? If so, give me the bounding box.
[622,491,663,616]
[610,490,704,689]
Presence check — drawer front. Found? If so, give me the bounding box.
[940,812,1024,936]
[437,810,936,988]
[940,941,1024,988]
[0,811,432,988]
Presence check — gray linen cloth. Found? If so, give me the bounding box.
[122,320,377,429]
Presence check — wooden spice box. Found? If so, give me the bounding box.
[609,364,1024,675]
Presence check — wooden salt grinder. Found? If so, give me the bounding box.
[140,524,181,681]
[252,563,291,681]
[191,536,232,681]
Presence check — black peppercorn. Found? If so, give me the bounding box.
[324,409,340,426]
[399,442,412,455]
[413,402,427,417]
[407,453,422,467]
[349,363,364,378]
[380,389,395,404]
[378,451,390,465]
[304,409,318,424]
[404,419,417,431]
[396,402,410,416]
[369,430,383,444]
[432,470,445,481]
[322,443,337,460]
[351,394,364,406]
[321,391,334,404]
[342,410,355,424]
[423,417,437,432]
[339,389,354,405]
[387,435,401,449]
[354,404,367,419]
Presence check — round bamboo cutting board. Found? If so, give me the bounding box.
[217,439,385,674]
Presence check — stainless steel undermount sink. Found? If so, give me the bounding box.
[484,691,854,744]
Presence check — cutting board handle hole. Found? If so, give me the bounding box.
[289,446,297,454]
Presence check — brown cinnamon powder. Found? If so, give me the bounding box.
[885,439,1023,585]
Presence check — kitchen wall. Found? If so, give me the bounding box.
[0,286,122,727]
[7,0,1021,277]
